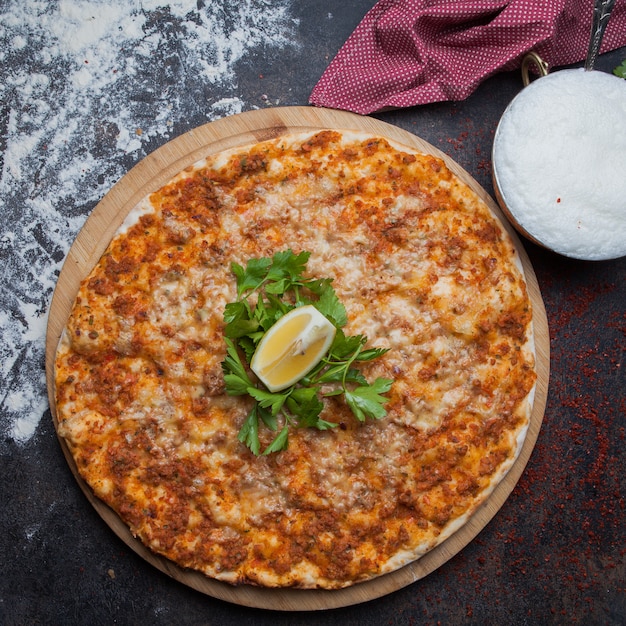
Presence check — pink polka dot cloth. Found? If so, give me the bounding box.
[310,0,626,114]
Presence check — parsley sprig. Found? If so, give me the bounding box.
[221,249,393,455]
[614,59,626,79]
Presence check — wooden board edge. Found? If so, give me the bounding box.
[45,105,550,611]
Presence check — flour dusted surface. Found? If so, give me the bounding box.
[0,0,299,444]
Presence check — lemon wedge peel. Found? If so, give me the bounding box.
[250,305,337,392]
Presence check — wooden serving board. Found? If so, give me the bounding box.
[45,106,549,611]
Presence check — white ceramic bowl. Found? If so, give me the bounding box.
[492,68,626,261]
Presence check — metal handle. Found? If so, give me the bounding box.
[585,0,616,71]
[521,52,548,86]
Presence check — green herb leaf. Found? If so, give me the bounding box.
[314,418,339,430]
[257,403,278,431]
[237,335,258,363]
[263,424,290,455]
[313,280,348,327]
[223,300,247,324]
[224,317,260,339]
[614,59,626,79]
[222,338,254,395]
[265,278,291,295]
[327,330,366,359]
[238,408,260,455]
[344,378,394,422]
[248,387,288,416]
[356,347,390,362]
[317,366,368,386]
[232,258,271,297]
[286,387,325,428]
[267,249,310,284]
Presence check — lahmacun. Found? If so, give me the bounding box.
[54,130,536,589]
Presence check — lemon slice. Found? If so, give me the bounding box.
[250,304,336,392]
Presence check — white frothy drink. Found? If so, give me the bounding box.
[493,68,626,261]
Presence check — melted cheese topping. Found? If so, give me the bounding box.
[55,130,536,589]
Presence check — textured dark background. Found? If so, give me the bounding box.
[1,1,624,624]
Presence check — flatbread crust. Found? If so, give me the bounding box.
[54,130,536,589]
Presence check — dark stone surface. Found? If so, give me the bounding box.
[1,2,624,624]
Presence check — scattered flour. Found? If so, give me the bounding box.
[0,0,299,444]
[493,68,626,260]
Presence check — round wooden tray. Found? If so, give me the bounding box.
[45,106,550,611]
